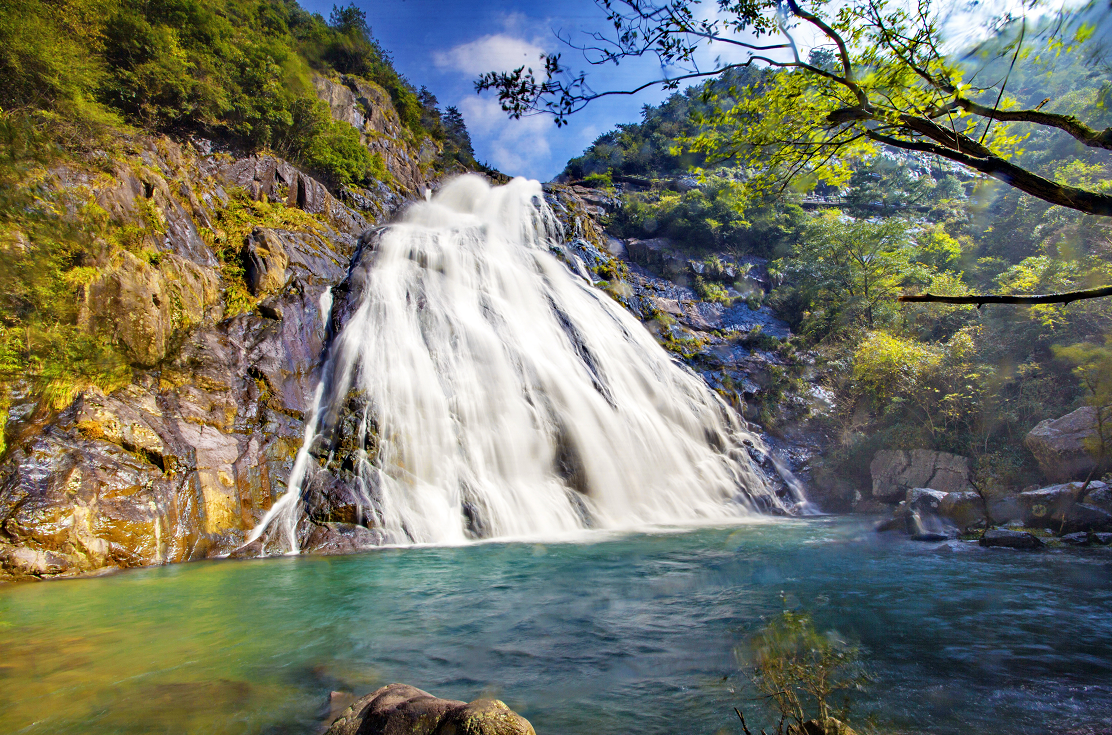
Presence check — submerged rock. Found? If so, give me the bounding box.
[325,683,535,735]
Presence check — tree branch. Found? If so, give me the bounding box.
[899,285,1112,305]
[954,98,1112,150]
[864,130,1112,216]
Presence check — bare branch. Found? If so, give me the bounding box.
[899,286,1112,305]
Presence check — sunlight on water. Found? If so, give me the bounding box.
[2,519,1110,735]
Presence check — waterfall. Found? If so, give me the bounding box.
[248,175,790,552]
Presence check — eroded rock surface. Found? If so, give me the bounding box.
[0,126,426,581]
[870,449,971,503]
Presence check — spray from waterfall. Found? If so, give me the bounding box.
[248,175,795,552]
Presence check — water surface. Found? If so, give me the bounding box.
[1,517,1110,734]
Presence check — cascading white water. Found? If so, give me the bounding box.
[249,175,789,552]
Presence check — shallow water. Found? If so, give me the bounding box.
[1,518,1110,734]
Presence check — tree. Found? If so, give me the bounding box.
[477,0,1111,214]
[775,211,917,333]
[476,0,1112,303]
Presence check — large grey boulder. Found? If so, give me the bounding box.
[870,450,971,502]
[939,490,986,532]
[325,683,535,735]
[1018,481,1110,530]
[1024,407,1100,482]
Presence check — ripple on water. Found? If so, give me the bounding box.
[0,518,1109,735]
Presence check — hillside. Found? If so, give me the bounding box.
[0,0,493,579]
[555,24,1112,506]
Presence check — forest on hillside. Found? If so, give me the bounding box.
[0,0,488,447]
[561,12,1112,493]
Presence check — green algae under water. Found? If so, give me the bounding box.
[1,517,1110,735]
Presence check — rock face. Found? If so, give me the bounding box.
[1024,407,1100,483]
[312,74,429,195]
[325,683,535,735]
[870,450,971,502]
[0,105,430,580]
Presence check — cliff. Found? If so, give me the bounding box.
[0,73,444,581]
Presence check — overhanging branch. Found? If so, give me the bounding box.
[899,285,1112,305]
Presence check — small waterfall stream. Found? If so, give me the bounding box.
[250,175,790,552]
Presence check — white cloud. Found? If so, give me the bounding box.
[434,34,546,76]
[458,96,553,179]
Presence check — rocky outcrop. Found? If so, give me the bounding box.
[1024,407,1100,483]
[1018,481,1112,533]
[869,449,971,502]
[313,74,429,195]
[325,683,535,735]
[0,123,420,580]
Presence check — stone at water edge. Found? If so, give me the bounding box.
[1060,532,1092,546]
[939,490,987,532]
[325,683,535,735]
[869,450,971,503]
[979,528,1044,550]
[1018,482,1112,533]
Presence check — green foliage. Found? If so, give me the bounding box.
[0,113,131,415]
[1054,335,1112,471]
[740,608,867,734]
[772,212,919,336]
[611,178,805,258]
[0,0,447,183]
[694,275,730,304]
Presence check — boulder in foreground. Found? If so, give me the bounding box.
[325,683,535,735]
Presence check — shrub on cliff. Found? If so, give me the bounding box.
[0,0,439,184]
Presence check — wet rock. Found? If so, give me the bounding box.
[242,228,289,296]
[1094,532,1112,545]
[979,528,1043,550]
[870,450,971,502]
[325,683,535,735]
[1024,407,1099,482]
[1060,532,1092,546]
[939,490,986,532]
[304,522,385,556]
[1019,482,1110,530]
[1062,504,1112,534]
[906,487,948,512]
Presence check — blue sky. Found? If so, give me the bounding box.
[297,0,698,181]
[294,0,1077,182]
